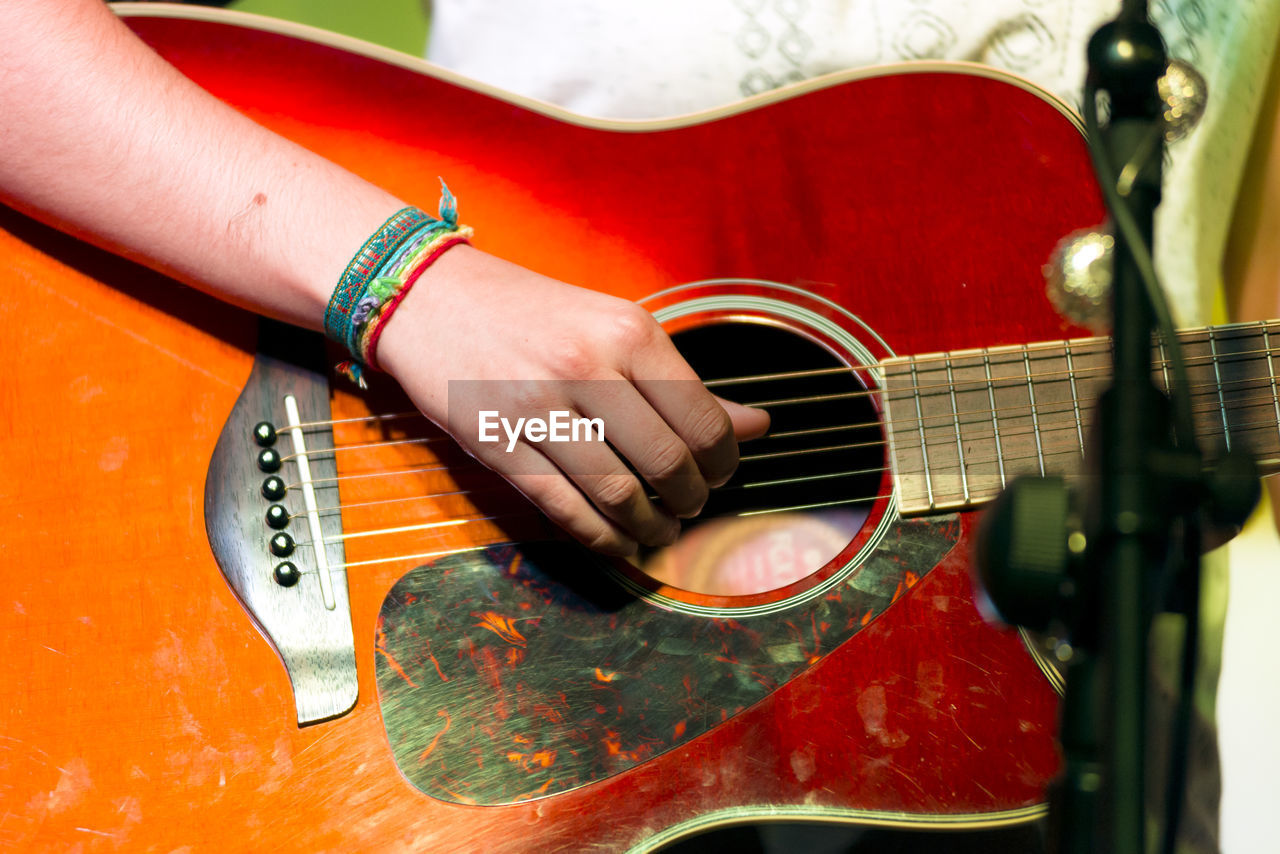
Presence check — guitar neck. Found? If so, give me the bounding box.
[883,319,1280,515]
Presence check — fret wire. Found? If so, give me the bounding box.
[1157,336,1172,395]
[1208,328,1231,451]
[892,341,1280,403]
[1265,323,1280,448]
[889,358,1280,407]
[902,322,1280,374]
[982,349,1007,488]
[918,409,1280,458]
[1023,349,1046,477]
[1064,339,1086,457]
[924,387,1280,441]
[909,356,936,510]
[945,354,970,504]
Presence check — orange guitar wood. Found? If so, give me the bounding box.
[0,8,1108,852]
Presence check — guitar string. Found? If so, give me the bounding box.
[276,363,1280,464]
[276,406,1280,544]
[281,393,1280,502]
[306,471,1169,575]
[295,461,891,522]
[295,494,893,573]
[280,335,1280,434]
[282,404,1280,562]
[292,428,1280,559]
[280,377,1280,476]
[274,328,1280,571]
[299,464,892,543]
[302,446,1280,574]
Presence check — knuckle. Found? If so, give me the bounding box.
[508,379,551,413]
[546,338,596,379]
[642,438,693,483]
[592,471,643,512]
[531,480,582,526]
[584,525,627,556]
[608,304,661,351]
[684,402,734,457]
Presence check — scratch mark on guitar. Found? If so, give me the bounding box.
[22,273,237,389]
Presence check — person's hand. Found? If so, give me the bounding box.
[377,245,770,556]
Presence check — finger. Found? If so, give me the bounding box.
[634,373,740,487]
[716,395,770,441]
[617,317,744,487]
[574,381,710,519]
[464,433,639,557]
[530,405,682,546]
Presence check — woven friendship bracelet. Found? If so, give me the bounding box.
[360,231,472,369]
[324,206,430,347]
[332,181,471,387]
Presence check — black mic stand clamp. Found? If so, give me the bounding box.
[975,6,1259,854]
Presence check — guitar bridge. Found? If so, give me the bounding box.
[205,320,357,725]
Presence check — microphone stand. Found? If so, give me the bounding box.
[977,3,1258,852]
[1062,8,1169,853]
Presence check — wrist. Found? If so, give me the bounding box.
[325,183,472,386]
[375,243,481,382]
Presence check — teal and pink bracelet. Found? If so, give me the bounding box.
[324,181,472,386]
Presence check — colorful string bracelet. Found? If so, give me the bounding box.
[327,181,471,387]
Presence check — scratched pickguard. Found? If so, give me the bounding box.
[374,515,959,805]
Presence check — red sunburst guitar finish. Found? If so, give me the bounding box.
[0,7,1109,852]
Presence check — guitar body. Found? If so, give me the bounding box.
[0,7,1104,852]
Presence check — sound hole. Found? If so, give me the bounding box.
[638,321,883,596]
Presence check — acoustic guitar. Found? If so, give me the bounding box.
[3,5,1277,852]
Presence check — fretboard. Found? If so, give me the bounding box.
[882,319,1280,515]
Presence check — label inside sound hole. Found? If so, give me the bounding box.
[639,322,881,596]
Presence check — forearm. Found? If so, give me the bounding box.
[0,0,762,554]
[0,0,404,328]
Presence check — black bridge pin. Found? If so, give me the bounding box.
[269,532,295,557]
[261,476,286,501]
[265,504,290,530]
[252,421,277,447]
[273,562,301,587]
[257,448,282,473]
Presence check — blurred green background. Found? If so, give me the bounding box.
[228,0,429,55]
